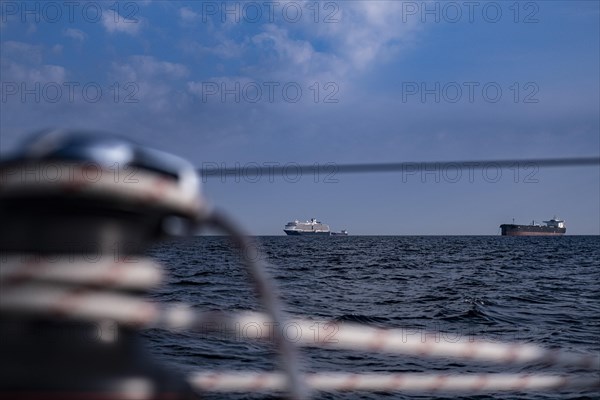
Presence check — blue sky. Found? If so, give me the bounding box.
[1,1,599,234]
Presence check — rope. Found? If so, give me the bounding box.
[0,255,161,326]
[189,371,600,393]
[0,254,163,290]
[178,311,599,370]
[204,211,308,400]
[2,282,597,372]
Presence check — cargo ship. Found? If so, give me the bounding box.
[500,217,566,236]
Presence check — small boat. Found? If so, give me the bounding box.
[331,230,348,236]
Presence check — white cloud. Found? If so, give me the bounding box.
[1,41,43,64]
[330,1,422,69]
[184,37,247,59]
[110,56,190,111]
[1,41,67,84]
[282,1,423,71]
[246,24,348,84]
[179,7,200,24]
[63,28,87,42]
[192,1,423,84]
[2,60,66,83]
[116,55,189,80]
[252,25,315,67]
[102,9,142,35]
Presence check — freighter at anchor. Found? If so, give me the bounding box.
[500,217,566,236]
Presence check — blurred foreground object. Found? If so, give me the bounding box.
[0,130,203,400]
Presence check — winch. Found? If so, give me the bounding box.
[0,130,302,399]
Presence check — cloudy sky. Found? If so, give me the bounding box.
[1,1,599,234]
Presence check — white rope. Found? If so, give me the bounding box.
[0,282,158,326]
[174,311,600,371]
[0,255,163,290]
[189,371,600,393]
[2,281,597,373]
[0,255,163,326]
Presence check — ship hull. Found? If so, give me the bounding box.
[284,230,331,236]
[500,224,566,236]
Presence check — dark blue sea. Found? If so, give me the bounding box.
[144,236,600,399]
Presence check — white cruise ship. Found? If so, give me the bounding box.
[284,218,331,236]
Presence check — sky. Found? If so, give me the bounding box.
[1,0,599,235]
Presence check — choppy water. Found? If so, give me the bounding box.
[144,236,600,399]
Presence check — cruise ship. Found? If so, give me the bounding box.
[284,218,331,236]
[500,217,566,236]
